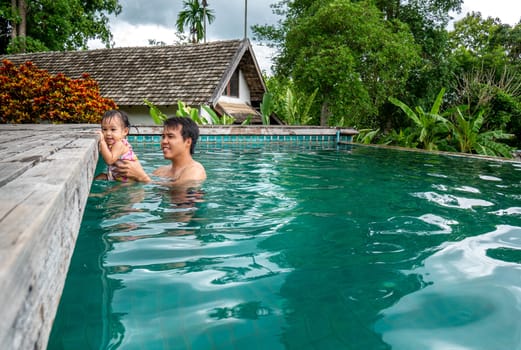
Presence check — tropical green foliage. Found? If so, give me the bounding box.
[252,0,464,128]
[0,0,121,53]
[452,66,521,140]
[253,0,519,155]
[381,128,419,149]
[200,105,235,125]
[353,129,380,145]
[385,89,514,157]
[264,76,319,125]
[448,12,520,71]
[144,99,168,125]
[389,89,450,151]
[279,85,318,125]
[447,106,514,157]
[282,0,421,127]
[260,92,274,125]
[176,0,215,43]
[175,101,206,123]
[145,99,238,125]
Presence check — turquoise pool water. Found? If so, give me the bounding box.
[48,144,521,350]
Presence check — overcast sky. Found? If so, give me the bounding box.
[88,0,521,74]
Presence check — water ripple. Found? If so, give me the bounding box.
[375,225,521,349]
[412,191,494,209]
[369,214,458,236]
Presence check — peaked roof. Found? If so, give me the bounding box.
[2,39,266,107]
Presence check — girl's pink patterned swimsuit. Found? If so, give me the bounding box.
[107,139,138,181]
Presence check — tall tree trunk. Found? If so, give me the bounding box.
[11,0,27,39]
[18,0,27,38]
[9,0,28,52]
[10,0,17,38]
[10,0,27,38]
[320,100,330,126]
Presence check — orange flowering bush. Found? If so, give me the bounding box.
[0,59,117,123]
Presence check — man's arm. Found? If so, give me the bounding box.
[113,159,152,182]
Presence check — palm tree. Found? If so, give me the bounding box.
[176,0,215,44]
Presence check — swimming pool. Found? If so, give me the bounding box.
[48,143,521,349]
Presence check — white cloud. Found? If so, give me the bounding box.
[89,22,178,49]
[460,0,521,25]
[89,0,521,74]
[251,43,278,75]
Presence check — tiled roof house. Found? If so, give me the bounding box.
[2,39,270,125]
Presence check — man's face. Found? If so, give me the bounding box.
[160,125,191,159]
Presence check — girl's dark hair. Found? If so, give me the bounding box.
[101,109,130,128]
[164,117,200,155]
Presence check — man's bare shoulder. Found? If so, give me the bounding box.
[152,162,206,183]
[185,161,207,181]
[176,161,206,183]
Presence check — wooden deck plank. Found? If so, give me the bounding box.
[0,125,99,350]
[0,141,74,163]
[0,162,32,187]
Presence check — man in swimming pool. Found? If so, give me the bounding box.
[113,117,206,185]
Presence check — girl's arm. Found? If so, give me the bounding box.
[98,131,129,164]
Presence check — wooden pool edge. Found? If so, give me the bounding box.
[0,124,100,349]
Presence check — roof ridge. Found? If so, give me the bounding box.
[1,39,245,59]
[0,39,265,108]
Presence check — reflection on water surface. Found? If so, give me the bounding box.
[49,145,521,350]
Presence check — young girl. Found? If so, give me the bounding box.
[96,109,137,181]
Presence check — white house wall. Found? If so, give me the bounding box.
[219,70,251,104]
[121,71,252,126]
[120,105,178,127]
[239,70,250,103]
